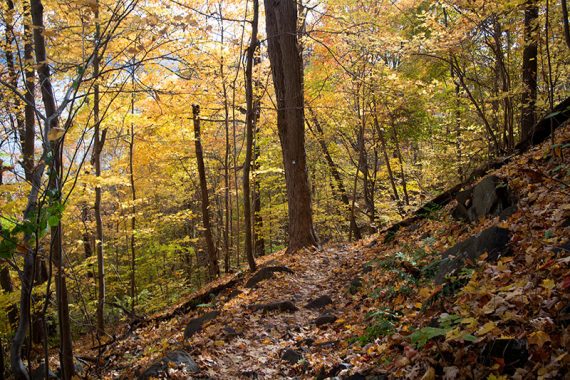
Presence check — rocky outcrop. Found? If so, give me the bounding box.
[435,226,510,283]
[139,351,198,379]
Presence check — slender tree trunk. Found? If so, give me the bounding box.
[390,122,409,206]
[264,0,318,252]
[243,0,259,272]
[129,66,137,314]
[307,109,361,240]
[521,0,539,142]
[92,0,105,338]
[372,104,402,215]
[218,10,231,274]
[192,105,220,279]
[30,0,74,378]
[253,121,265,256]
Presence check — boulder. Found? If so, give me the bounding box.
[481,339,528,375]
[139,351,198,379]
[31,363,58,380]
[249,301,298,313]
[305,295,333,309]
[183,310,219,339]
[452,175,514,223]
[435,226,510,284]
[315,313,337,327]
[281,349,303,364]
[245,266,294,288]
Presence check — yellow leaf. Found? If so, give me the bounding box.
[47,127,65,141]
[476,321,497,336]
[214,340,225,347]
[541,279,555,290]
[418,287,432,298]
[528,331,550,348]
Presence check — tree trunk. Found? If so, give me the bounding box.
[218,10,231,274]
[562,0,570,49]
[253,123,265,256]
[92,0,105,338]
[372,101,402,215]
[129,64,137,314]
[521,0,539,142]
[306,109,361,240]
[390,122,409,206]
[243,0,259,272]
[192,105,220,279]
[264,0,318,252]
[30,0,74,378]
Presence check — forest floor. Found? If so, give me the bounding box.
[79,126,569,379]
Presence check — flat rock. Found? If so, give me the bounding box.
[435,226,510,284]
[183,310,219,339]
[249,300,298,313]
[222,326,239,339]
[245,266,294,288]
[139,350,199,379]
[315,313,337,327]
[305,295,333,309]
[281,348,303,364]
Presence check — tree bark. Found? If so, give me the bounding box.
[193,105,220,279]
[521,0,539,142]
[129,63,137,314]
[562,0,570,49]
[243,0,259,272]
[29,0,75,377]
[264,0,318,252]
[92,0,105,338]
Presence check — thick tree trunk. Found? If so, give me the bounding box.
[264,0,318,252]
[562,0,570,49]
[243,0,259,272]
[193,105,220,279]
[521,0,539,142]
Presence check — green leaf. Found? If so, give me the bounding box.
[48,215,60,227]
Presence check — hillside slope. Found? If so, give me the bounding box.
[85,126,570,379]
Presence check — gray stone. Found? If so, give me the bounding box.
[139,351,198,379]
[435,226,510,283]
[452,176,514,223]
[31,363,58,380]
[314,313,337,327]
[245,266,294,288]
[349,277,363,294]
[249,300,298,313]
[184,310,219,339]
[305,295,333,309]
[281,349,303,364]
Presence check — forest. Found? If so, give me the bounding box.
[0,0,569,378]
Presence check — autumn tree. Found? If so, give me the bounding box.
[264,0,318,252]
